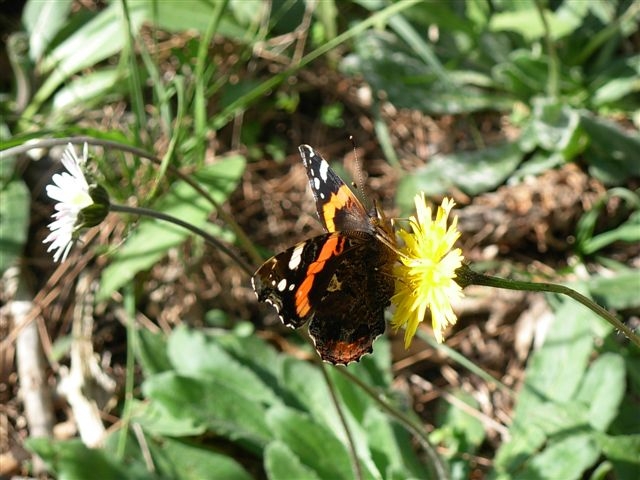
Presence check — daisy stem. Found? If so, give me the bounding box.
[456,265,640,348]
[109,203,254,276]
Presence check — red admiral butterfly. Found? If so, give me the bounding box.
[252,145,397,364]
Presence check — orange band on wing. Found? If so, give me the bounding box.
[294,235,346,317]
[322,185,361,232]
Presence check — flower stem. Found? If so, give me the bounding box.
[109,203,254,277]
[456,265,640,348]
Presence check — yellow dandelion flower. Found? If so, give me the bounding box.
[391,193,464,348]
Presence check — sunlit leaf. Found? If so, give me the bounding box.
[396,141,522,212]
[151,437,253,480]
[0,180,29,273]
[264,441,322,480]
[22,0,73,61]
[579,112,640,184]
[26,438,151,480]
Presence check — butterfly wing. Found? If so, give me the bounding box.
[298,144,372,233]
[252,231,396,364]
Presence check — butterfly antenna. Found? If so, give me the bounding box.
[350,135,370,206]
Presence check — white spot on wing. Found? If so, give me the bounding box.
[314,177,320,190]
[277,279,287,291]
[288,243,305,270]
[319,160,329,181]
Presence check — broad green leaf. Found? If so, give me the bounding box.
[27,3,147,116]
[493,421,547,474]
[342,31,511,114]
[215,333,284,384]
[23,0,73,61]
[264,441,322,480]
[167,327,279,405]
[531,98,586,159]
[127,0,255,39]
[0,180,29,273]
[143,371,272,448]
[53,68,127,113]
[590,55,640,107]
[131,398,205,437]
[515,299,595,408]
[579,112,640,184]
[489,1,588,41]
[596,433,640,477]
[281,361,383,479]
[494,298,597,471]
[26,438,153,480]
[492,50,549,99]
[431,390,485,454]
[266,406,353,480]
[363,407,429,479]
[151,437,253,480]
[136,328,171,377]
[396,141,522,211]
[527,400,591,436]
[575,353,626,432]
[281,359,348,438]
[586,270,640,311]
[519,433,600,480]
[97,155,245,300]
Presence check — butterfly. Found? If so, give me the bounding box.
[252,145,397,364]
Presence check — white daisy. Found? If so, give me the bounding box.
[43,143,94,262]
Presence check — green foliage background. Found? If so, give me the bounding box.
[1,0,639,479]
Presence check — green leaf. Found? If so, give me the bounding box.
[0,180,30,273]
[531,98,586,159]
[492,50,549,99]
[127,0,254,39]
[27,3,147,116]
[489,1,588,41]
[266,406,353,480]
[590,55,640,107]
[596,433,640,478]
[52,68,127,114]
[151,437,253,480]
[26,438,153,480]
[142,371,272,448]
[519,433,600,480]
[136,328,171,377]
[97,155,245,300]
[215,333,284,386]
[342,31,511,115]
[579,112,640,184]
[131,398,205,437]
[580,211,640,255]
[22,0,73,61]
[264,441,322,480]
[281,359,346,435]
[517,299,595,407]
[494,298,597,472]
[363,407,429,479]
[431,390,485,454]
[167,327,279,406]
[575,353,626,432]
[396,141,522,210]
[586,271,640,311]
